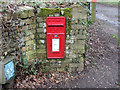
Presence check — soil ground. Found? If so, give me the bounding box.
[12,3,119,88]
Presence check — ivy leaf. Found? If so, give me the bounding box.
[25,71,29,74]
[42,61,45,64]
[33,70,37,75]
[19,64,24,68]
[2,9,6,13]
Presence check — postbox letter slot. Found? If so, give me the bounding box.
[48,24,64,27]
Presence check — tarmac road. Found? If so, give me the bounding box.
[96,3,118,36]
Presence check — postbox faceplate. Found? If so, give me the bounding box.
[46,17,65,59]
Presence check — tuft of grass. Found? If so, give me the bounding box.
[112,34,120,47]
[116,82,120,86]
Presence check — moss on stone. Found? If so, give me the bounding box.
[38,8,60,17]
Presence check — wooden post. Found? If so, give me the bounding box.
[91,2,96,22]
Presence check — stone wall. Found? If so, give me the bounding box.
[0,12,20,61]
[0,14,2,61]
[0,4,89,72]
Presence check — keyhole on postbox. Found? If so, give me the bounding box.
[55,34,57,37]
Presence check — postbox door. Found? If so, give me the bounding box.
[47,34,65,59]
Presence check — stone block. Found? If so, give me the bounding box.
[69,63,80,68]
[17,6,34,19]
[71,24,86,30]
[37,53,46,60]
[69,53,78,59]
[76,35,86,40]
[71,6,88,20]
[39,23,44,28]
[82,29,86,35]
[25,29,35,36]
[13,11,21,19]
[26,35,35,41]
[28,24,36,30]
[77,62,84,72]
[20,18,36,25]
[20,12,28,19]
[26,40,35,46]
[66,39,74,44]
[71,59,81,63]
[29,10,35,17]
[57,68,65,72]
[37,17,45,23]
[25,45,34,51]
[80,56,84,63]
[21,25,29,31]
[36,44,46,49]
[37,28,44,33]
[37,40,45,44]
[39,34,46,39]
[26,50,36,56]
[82,16,87,23]
[68,67,78,72]
[37,49,46,54]
[71,40,85,54]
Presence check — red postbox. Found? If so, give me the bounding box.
[46,17,65,59]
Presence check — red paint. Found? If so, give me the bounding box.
[46,17,65,59]
[91,0,97,2]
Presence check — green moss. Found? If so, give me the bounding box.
[27,10,30,16]
[63,8,72,12]
[60,8,72,18]
[64,12,72,18]
[67,28,71,35]
[66,18,72,35]
[38,8,60,17]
